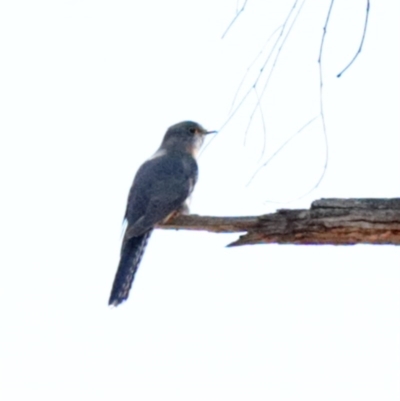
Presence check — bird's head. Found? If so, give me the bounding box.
[161,121,216,157]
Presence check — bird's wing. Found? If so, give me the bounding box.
[125,152,197,237]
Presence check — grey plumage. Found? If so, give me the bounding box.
[108,121,215,306]
[108,230,152,305]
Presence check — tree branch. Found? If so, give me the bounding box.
[158,198,400,247]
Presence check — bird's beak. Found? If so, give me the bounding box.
[195,128,217,135]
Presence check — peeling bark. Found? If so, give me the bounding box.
[158,198,400,246]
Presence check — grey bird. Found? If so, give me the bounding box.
[109,121,216,306]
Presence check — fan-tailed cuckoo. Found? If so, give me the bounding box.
[109,121,216,306]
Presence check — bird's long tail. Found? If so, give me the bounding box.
[108,229,153,306]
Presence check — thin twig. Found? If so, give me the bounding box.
[243,0,305,142]
[249,0,334,202]
[229,25,282,115]
[221,0,249,39]
[337,0,370,78]
[246,115,319,187]
[202,1,310,185]
[220,0,300,135]
[254,86,267,162]
[309,0,335,195]
[223,20,289,131]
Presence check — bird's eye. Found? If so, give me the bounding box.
[189,127,196,134]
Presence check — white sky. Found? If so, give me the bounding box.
[0,1,399,400]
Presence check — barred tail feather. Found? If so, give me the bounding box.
[108,229,153,306]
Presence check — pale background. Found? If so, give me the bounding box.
[0,1,399,400]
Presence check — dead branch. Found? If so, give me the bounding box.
[158,198,400,247]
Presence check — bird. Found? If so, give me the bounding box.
[108,121,216,306]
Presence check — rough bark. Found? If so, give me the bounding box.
[158,198,400,246]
